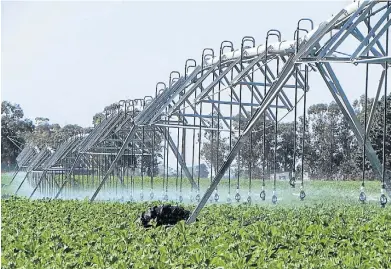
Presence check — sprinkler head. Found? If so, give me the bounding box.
[272,191,277,204]
[359,187,366,203]
[214,191,219,202]
[380,190,387,208]
[289,178,296,188]
[140,192,144,201]
[163,193,168,202]
[260,189,266,201]
[179,195,183,203]
[235,188,241,202]
[150,191,154,200]
[247,195,252,205]
[195,193,200,202]
[300,190,306,201]
[227,195,232,203]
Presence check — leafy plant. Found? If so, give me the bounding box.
[2,197,391,268]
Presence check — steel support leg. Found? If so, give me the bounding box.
[15,172,30,195]
[317,62,390,195]
[8,166,22,186]
[54,153,82,199]
[366,69,386,135]
[90,125,138,202]
[159,127,198,189]
[29,170,48,199]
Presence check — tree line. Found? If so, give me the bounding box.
[1,101,88,171]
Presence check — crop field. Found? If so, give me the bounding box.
[2,179,391,268]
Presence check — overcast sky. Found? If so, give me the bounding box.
[1,0,382,127]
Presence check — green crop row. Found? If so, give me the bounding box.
[2,197,391,268]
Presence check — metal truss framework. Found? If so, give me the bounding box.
[14,0,390,223]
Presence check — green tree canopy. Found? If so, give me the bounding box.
[1,101,34,166]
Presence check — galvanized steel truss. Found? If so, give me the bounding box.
[13,0,390,221]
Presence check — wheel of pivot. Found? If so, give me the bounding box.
[272,194,277,204]
[300,190,306,201]
[260,190,266,201]
[380,194,387,208]
[359,191,366,203]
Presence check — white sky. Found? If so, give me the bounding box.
[1,0,385,127]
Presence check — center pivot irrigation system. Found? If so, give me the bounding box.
[11,0,391,223]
